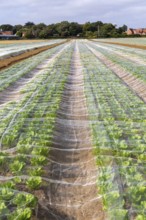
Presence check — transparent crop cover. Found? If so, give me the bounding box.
[0,40,145,220]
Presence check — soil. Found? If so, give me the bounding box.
[37,43,105,220]
[0,40,69,70]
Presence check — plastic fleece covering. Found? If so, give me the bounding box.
[80,41,146,220]
[0,40,145,220]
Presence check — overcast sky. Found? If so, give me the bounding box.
[1,0,146,28]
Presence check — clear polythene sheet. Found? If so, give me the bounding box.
[80,41,146,220]
[0,43,66,93]
[91,119,146,219]
[0,42,74,219]
[0,39,64,58]
[0,40,146,220]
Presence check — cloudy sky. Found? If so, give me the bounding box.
[1,0,146,28]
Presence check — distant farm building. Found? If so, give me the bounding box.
[0,30,13,35]
[126,28,146,35]
[0,30,19,39]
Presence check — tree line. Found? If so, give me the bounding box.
[0,21,128,39]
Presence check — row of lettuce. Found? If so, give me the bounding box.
[0,42,74,219]
[0,42,66,92]
[0,39,64,58]
[95,38,146,46]
[1,40,146,219]
[80,42,146,220]
[90,40,146,83]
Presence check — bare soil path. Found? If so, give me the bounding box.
[38,42,105,220]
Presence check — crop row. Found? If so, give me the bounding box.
[0,42,74,219]
[0,39,64,57]
[79,42,146,220]
[0,43,67,92]
[94,38,146,46]
[88,41,146,83]
[92,41,146,59]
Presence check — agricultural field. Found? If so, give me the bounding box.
[0,40,48,45]
[0,39,146,220]
[94,37,146,46]
[0,39,65,58]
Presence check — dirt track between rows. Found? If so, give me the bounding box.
[0,40,68,70]
[37,42,105,220]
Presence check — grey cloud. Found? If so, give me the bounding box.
[0,0,146,27]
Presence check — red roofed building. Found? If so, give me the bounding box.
[126,28,146,35]
[0,30,13,35]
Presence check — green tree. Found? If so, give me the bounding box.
[118,24,128,34]
[99,23,116,38]
[35,23,46,30]
[69,22,82,36]
[56,21,70,37]
[13,25,23,34]
[24,22,35,27]
[0,24,13,31]
[24,29,35,39]
[38,29,48,39]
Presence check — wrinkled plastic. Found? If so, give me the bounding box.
[0,41,146,220]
